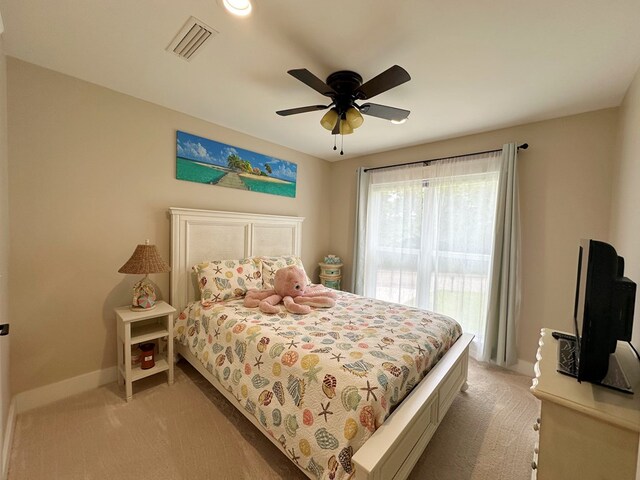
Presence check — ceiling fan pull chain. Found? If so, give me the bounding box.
[333,135,337,151]
[340,134,344,155]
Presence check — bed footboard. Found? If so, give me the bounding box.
[352,333,473,480]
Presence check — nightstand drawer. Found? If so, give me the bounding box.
[323,268,341,276]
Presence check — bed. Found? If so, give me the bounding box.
[170,207,473,480]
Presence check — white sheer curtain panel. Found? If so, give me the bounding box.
[355,152,503,358]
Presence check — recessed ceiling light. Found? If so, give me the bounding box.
[391,118,407,125]
[222,0,252,16]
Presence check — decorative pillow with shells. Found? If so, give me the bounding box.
[193,258,263,303]
[261,255,312,288]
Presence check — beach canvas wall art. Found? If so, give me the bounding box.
[176,131,297,198]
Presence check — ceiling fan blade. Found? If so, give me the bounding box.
[288,69,336,97]
[356,65,411,100]
[359,103,410,121]
[276,105,328,116]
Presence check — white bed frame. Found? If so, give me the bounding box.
[169,207,473,480]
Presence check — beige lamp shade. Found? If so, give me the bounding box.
[345,107,364,129]
[119,241,170,310]
[339,119,354,135]
[320,108,339,131]
[118,242,171,274]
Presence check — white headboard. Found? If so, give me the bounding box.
[169,207,304,314]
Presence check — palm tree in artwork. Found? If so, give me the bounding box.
[227,153,242,171]
[265,163,272,175]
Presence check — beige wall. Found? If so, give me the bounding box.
[7,58,331,394]
[0,34,11,463]
[329,109,619,365]
[610,65,640,348]
[5,54,634,393]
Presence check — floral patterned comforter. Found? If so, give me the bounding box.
[174,291,462,480]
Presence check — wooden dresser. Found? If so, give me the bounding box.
[530,328,640,480]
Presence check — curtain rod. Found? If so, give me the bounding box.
[363,143,529,173]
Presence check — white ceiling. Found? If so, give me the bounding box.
[1,0,639,161]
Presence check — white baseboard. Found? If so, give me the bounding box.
[508,359,535,377]
[1,367,117,477]
[1,399,15,480]
[15,366,117,414]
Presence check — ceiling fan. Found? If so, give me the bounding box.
[276,65,411,154]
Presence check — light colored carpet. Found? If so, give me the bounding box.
[410,360,539,480]
[8,358,539,480]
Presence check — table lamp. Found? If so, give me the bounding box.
[118,240,171,311]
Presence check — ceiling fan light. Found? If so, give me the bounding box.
[391,118,407,124]
[339,119,354,135]
[346,107,364,129]
[320,109,339,131]
[222,0,252,16]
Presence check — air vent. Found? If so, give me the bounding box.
[167,16,218,61]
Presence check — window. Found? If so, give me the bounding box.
[360,153,501,357]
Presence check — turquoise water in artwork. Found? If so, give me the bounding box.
[177,156,296,198]
[241,177,296,198]
[177,157,226,184]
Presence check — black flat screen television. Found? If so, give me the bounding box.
[562,239,637,393]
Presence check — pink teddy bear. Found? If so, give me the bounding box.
[244,265,337,314]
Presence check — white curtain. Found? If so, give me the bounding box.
[482,143,521,366]
[354,151,504,358]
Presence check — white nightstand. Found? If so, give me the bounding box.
[115,300,176,401]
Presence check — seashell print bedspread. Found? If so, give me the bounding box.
[174,290,462,480]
